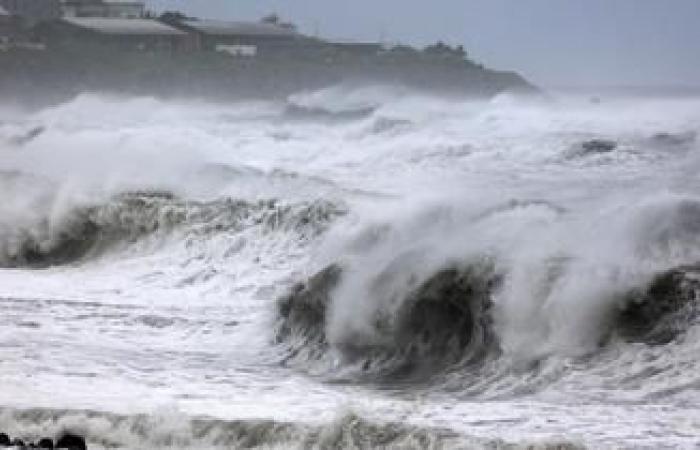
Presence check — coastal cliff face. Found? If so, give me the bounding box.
[0,48,536,106]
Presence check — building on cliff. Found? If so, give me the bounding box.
[60,0,144,19]
[172,19,321,56]
[35,17,191,51]
[0,0,61,25]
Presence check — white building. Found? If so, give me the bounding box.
[61,0,144,19]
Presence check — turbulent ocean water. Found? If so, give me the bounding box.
[1,86,700,449]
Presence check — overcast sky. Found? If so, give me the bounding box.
[146,1,700,88]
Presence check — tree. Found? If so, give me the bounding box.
[260,13,297,31]
[456,45,467,59]
[159,11,194,24]
[424,41,450,56]
[261,13,280,25]
[424,41,468,60]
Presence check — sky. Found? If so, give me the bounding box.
[146,1,700,88]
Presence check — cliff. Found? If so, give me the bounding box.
[0,47,538,107]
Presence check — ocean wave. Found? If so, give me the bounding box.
[286,83,404,116]
[275,194,700,391]
[4,92,700,447]
[278,259,700,362]
[283,103,376,122]
[613,265,700,345]
[0,407,584,450]
[0,190,345,268]
[277,261,500,381]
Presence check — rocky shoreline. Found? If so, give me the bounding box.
[0,432,86,449]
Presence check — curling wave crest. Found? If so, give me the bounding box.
[2,89,700,448]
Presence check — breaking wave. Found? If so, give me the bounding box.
[614,265,700,345]
[0,187,345,268]
[275,194,700,393]
[4,91,700,447]
[277,262,500,382]
[0,407,584,450]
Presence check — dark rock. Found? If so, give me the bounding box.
[582,139,617,153]
[37,438,54,449]
[569,139,617,158]
[11,439,25,448]
[55,434,86,450]
[0,433,10,446]
[650,131,697,147]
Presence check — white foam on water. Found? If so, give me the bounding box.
[1,89,700,448]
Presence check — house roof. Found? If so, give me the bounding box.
[180,20,300,38]
[62,17,185,35]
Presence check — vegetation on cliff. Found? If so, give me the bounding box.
[0,35,536,106]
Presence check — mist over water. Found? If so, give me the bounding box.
[1,87,700,448]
